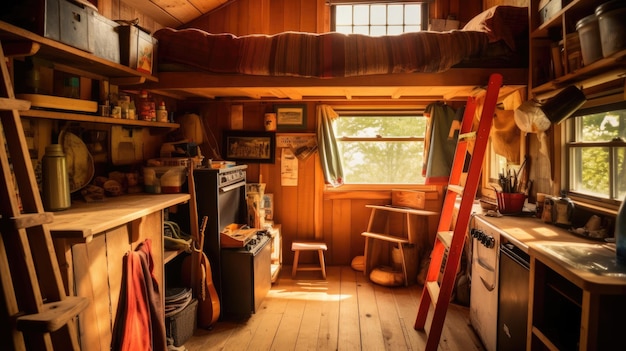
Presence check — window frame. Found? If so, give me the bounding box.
[564,100,626,208]
[330,1,430,35]
[328,106,428,189]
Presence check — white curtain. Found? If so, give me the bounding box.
[316,104,344,187]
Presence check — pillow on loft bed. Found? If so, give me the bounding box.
[462,5,529,51]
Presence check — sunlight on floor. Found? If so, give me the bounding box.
[267,281,352,301]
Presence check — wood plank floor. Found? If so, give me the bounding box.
[183,265,486,351]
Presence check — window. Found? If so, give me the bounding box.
[332,2,428,35]
[333,110,427,184]
[566,101,626,203]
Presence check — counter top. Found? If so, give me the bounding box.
[48,193,190,239]
[474,213,626,294]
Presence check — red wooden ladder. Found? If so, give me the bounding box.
[414,73,502,350]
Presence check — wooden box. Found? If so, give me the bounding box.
[391,190,426,209]
[118,25,157,74]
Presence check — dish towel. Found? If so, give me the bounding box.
[112,239,167,351]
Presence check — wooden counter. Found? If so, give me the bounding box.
[49,193,190,351]
[49,193,190,239]
[474,213,626,350]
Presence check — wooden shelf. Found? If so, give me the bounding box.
[0,20,157,83]
[164,249,186,264]
[20,108,179,129]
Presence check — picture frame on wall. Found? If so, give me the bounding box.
[223,131,276,163]
[274,104,307,130]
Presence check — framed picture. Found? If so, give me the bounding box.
[274,104,307,130]
[223,131,276,163]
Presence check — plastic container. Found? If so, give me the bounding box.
[596,0,626,58]
[143,166,186,194]
[575,14,603,66]
[41,144,71,211]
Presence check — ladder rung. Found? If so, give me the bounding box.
[425,281,440,306]
[437,231,453,249]
[8,213,55,230]
[0,97,31,111]
[458,131,476,140]
[361,231,410,244]
[447,184,464,195]
[16,296,89,333]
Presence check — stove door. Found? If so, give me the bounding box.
[469,220,500,351]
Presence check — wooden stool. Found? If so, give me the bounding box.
[291,241,327,279]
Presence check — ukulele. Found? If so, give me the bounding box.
[182,162,220,328]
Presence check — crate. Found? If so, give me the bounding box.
[118,25,157,74]
[165,298,197,347]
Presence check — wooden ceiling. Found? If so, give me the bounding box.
[128,0,232,28]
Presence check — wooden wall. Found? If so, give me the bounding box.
[98,0,527,267]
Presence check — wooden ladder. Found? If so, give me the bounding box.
[414,73,502,350]
[0,41,88,350]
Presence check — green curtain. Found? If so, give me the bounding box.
[316,104,344,187]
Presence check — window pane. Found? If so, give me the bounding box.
[370,5,386,25]
[580,108,626,142]
[335,115,426,184]
[615,147,626,200]
[336,26,353,34]
[353,26,370,35]
[405,5,421,25]
[354,5,370,25]
[387,5,404,25]
[570,146,610,198]
[335,5,353,26]
[338,141,425,184]
[370,26,387,36]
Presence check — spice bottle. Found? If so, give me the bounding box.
[41,144,71,211]
[156,100,168,122]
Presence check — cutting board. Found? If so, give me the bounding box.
[110,126,143,165]
[16,94,98,113]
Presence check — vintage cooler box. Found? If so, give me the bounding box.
[118,25,157,74]
[1,0,92,52]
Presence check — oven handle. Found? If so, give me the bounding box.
[474,257,496,291]
[220,180,246,193]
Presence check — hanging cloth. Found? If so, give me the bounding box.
[111,239,167,351]
[317,104,344,187]
[424,102,459,184]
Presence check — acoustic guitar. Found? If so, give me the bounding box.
[182,162,220,328]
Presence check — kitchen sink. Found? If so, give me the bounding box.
[535,242,626,277]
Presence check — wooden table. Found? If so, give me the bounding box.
[362,205,439,286]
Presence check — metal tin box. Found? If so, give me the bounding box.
[118,25,157,74]
[1,0,90,52]
[89,12,120,63]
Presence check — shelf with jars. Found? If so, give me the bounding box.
[529,0,626,100]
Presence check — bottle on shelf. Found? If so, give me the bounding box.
[157,100,168,122]
[41,144,71,211]
[138,90,156,121]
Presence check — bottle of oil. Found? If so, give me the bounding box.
[41,144,71,211]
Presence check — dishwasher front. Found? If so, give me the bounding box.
[497,235,530,351]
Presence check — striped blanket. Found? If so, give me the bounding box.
[154,28,490,78]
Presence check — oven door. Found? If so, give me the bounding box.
[469,218,500,351]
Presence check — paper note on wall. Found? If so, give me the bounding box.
[281,148,298,186]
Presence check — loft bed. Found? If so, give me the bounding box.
[145,6,530,101]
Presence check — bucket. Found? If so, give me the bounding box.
[575,14,603,66]
[496,192,526,214]
[539,85,586,124]
[596,0,626,58]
